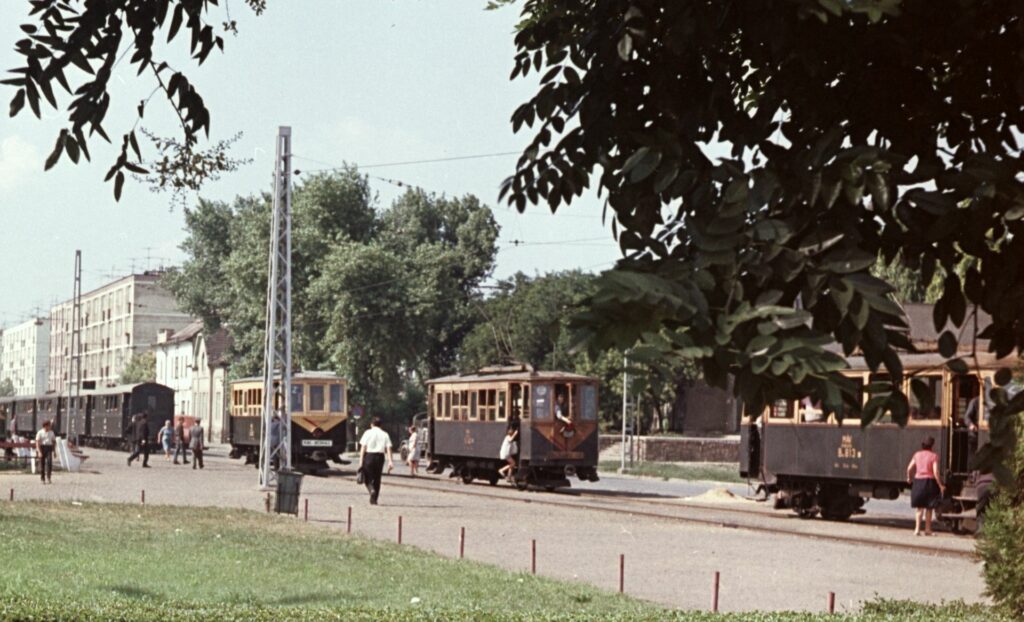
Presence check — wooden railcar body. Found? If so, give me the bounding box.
[228,372,349,470]
[426,367,600,490]
[742,351,1009,523]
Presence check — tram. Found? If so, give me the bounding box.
[425,365,600,490]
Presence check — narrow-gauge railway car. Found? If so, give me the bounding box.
[0,396,13,441]
[35,395,62,436]
[12,396,36,437]
[741,351,1010,526]
[228,372,348,471]
[84,383,175,449]
[65,395,90,439]
[426,365,600,490]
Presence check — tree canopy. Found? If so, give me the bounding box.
[119,351,156,384]
[501,0,1024,477]
[167,172,500,422]
[0,378,15,398]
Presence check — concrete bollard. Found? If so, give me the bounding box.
[712,571,720,613]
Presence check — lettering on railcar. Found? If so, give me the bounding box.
[548,451,584,460]
[463,429,474,447]
[836,434,862,459]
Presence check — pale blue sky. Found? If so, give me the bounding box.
[0,1,620,327]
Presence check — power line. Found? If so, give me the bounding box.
[293,151,521,172]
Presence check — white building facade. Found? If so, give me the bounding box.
[154,322,231,443]
[48,272,193,392]
[0,318,50,395]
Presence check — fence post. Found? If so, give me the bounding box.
[828,591,835,614]
[347,506,352,534]
[531,539,536,575]
[303,498,309,522]
[265,493,271,513]
[459,526,465,559]
[398,515,403,544]
[141,489,145,505]
[619,554,625,593]
[712,571,720,613]
[8,488,12,501]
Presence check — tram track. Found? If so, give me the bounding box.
[338,471,977,560]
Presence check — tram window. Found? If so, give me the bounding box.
[798,397,824,423]
[291,384,304,412]
[330,384,344,412]
[842,377,866,421]
[510,384,522,420]
[309,385,325,411]
[461,390,470,420]
[533,384,552,420]
[522,386,530,419]
[444,391,451,420]
[867,374,902,423]
[952,375,980,428]
[487,389,497,421]
[497,390,507,421]
[769,399,793,419]
[581,385,597,420]
[909,375,943,420]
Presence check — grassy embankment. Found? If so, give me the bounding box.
[0,502,1006,621]
[599,460,746,484]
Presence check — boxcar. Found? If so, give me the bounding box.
[426,365,600,490]
[741,351,1010,525]
[228,372,349,470]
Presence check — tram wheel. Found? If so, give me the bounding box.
[795,508,819,519]
[488,475,499,486]
[544,485,556,492]
[461,472,474,485]
[514,478,529,491]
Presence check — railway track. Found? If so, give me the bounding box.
[338,470,977,560]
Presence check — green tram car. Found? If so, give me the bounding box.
[425,365,600,490]
[742,351,1010,529]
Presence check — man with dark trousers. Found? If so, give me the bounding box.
[172,418,189,464]
[358,417,394,505]
[127,411,151,468]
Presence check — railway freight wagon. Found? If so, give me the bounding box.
[426,365,600,490]
[228,372,349,471]
[741,352,1010,527]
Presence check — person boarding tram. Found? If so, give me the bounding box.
[358,417,394,505]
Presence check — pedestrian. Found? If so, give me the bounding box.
[358,417,394,505]
[406,424,420,477]
[173,417,189,465]
[127,412,151,468]
[35,420,56,484]
[190,418,205,470]
[158,419,174,461]
[907,436,945,536]
[497,425,518,482]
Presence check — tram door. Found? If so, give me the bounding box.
[949,374,980,474]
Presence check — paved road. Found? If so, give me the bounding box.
[0,446,985,613]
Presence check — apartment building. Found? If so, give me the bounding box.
[48,272,193,391]
[0,317,50,395]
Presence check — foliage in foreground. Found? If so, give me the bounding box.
[977,417,1024,617]
[0,594,1009,622]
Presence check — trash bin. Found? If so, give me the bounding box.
[275,469,303,515]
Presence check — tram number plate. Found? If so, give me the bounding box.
[301,440,332,447]
[548,451,584,460]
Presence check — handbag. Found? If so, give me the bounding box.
[356,467,365,485]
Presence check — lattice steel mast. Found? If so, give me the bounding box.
[68,250,83,444]
[259,127,294,488]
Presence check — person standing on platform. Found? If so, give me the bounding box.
[173,418,189,465]
[127,412,151,468]
[907,436,945,536]
[358,417,394,505]
[190,419,205,470]
[158,419,174,461]
[35,420,56,484]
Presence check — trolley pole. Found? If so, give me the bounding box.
[258,126,294,490]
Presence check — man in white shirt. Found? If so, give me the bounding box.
[35,420,56,484]
[358,417,394,505]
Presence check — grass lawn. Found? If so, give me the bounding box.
[0,502,1006,621]
[599,460,746,484]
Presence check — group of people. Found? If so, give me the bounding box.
[126,412,205,469]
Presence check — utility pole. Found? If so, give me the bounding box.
[619,352,628,473]
[68,251,83,444]
[259,126,294,489]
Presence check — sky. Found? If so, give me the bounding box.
[0,1,621,328]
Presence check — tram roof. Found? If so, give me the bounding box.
[427,370,598,384]
[231,371,347,384]
[844,350,1014,372]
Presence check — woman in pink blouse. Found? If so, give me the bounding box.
[906,436,945,536]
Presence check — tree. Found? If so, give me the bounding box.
[500,0,1024,476]
[5,0,264,200]
[0,378,15,397]
[120,352,156,384]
